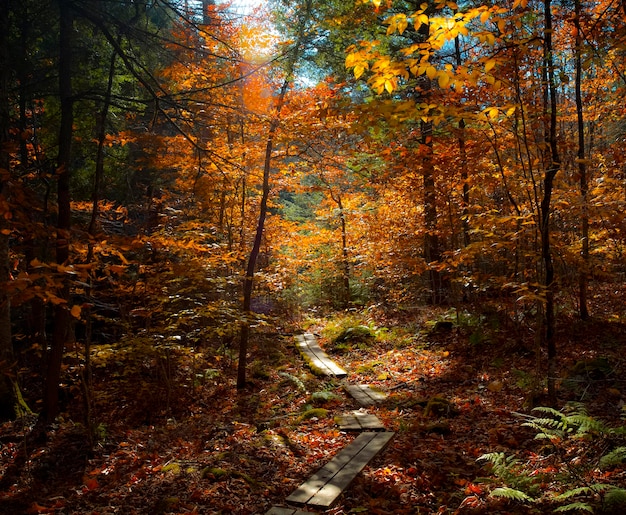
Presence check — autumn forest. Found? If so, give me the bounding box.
[1,0,626,513]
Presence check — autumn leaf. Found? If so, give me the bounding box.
[484,59,496,72]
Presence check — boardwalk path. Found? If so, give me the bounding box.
[267,333,394,513]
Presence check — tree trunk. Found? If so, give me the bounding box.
[574,0,590,320]
[0,0,16,421]
[541,0,560,406]
[420,7,444,304]
[88,49,117,237]
[337,195,351,306]
[237,0,312,389]
[455,35,470,249]
[41,0,74,423]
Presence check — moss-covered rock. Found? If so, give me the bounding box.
[298,407,330,422]
[424,396,459,418]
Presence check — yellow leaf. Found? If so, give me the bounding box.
[354,64,366,80]
[426,66,437,80]
[438,71,450,88]
[480,10,490,23]
[71,305,82,319]
[486,107,499,119]
[384,79,394,93]
[485,59,496,72]
[397,17,408,34]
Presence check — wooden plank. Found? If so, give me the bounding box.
[286,432,395,508]
[336,411,385,431]
[345,384,387,406]
[295,334,347,378]
[301,335,347,377]
[266,507,316,515]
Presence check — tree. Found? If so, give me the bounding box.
[539,0,560,405]
[238,0,314,389]
[0,0,16,420]
[41,0,75,424]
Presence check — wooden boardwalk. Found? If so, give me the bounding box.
[266,507,316,515]
[336,410,385,431]
[345,383,388,406]
[267,333,394,514]
[285,431,395,509]
[295,333,347,378]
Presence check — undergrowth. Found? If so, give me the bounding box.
[479,402,626,513]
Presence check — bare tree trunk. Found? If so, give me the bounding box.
[575,0,590,320]
[42,0,74,423]
[237,0,312,389]
[454,36,470,249]
[420,6,445,304]
[337,195,351,305]
[88,49,117,237]
[541,0,560,406]
[0,0,17,421]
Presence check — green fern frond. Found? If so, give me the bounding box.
[490,487,534,502]
[599,447,626,469]
[605,487,626,509]
[553,502,594,513]
[532,406,565,418]
[568,415,605,434]
[478,452,506,464]
[554,484,613,501]
[563,402,588,416]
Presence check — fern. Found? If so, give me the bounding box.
[524,404,608,441]
[478,452,539,496]
[491,487,534,502]
[605,487,626,509]
[278,371,306,392]
[477,404,626,513]
[554,484,613,501]
[599,447,626,469]
[553,502,594,513]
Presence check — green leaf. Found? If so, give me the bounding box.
[554,502,593,513]
[599,447,626,469]
[490,487,533,502]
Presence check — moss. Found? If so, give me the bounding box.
[299,408,330,422]
[162,462,182,474]
[424,396,459,418]
[333,325,375,344]
[356,360,383,376]
[201,467,229,480]
[309,390,342,406]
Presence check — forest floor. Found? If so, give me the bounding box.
[1,280,626,514]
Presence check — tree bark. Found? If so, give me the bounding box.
[237,0,312,389]
[541,0,560,406]
[419,5,445,304]
[574,0,590,320]
[0,0,17,421]
[89,49,117,237]
[41,0,74,423]
[454,35,470,249]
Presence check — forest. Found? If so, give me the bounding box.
[1,0,625,513]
